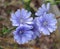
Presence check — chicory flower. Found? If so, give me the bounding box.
[35,3,50,16]
[10,8,33,29]
[34,13,57,35]
[13,25,34,44]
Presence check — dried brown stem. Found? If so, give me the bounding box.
[56,16,60,19]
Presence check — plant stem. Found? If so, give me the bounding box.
[56,16,60,19]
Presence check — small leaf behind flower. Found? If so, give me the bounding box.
[2,26,16,36]
[0,47,3,49]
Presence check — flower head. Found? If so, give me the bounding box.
[34,13,57,35]
[35,3,50,16]
[13,25,34,44]
[10,8,33,29]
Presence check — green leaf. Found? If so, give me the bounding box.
[55,1,60,4]
[45,0,55,4]
[45,0,60,5]
[6,9,11,15]
[2,25,16,35]
[0,47,3,49]
[23,0,30,3]
[0,17,4,21]
[2,26,8,34]
[3,27,16,36]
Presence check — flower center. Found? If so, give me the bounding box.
[19,31,23,34]
[43,21,47,26]
[20,19,23,23]
[20,18,24,24]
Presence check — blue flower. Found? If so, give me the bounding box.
[35,3,50,16]
[34,13,57,35]
[10,8,33,29]
[32,23,41,38]
[13,25,34,44]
